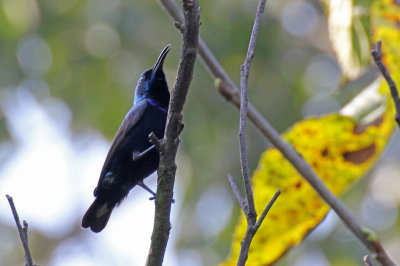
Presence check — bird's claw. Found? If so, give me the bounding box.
[148,196,175,203]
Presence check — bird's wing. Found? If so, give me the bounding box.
[99,100,149,178]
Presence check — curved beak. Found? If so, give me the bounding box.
[152,44,171,74]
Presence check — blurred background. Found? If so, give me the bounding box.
[0,0,399,265]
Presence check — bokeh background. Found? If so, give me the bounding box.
[0,0,399,265]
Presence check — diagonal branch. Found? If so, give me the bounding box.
[157,1,396,265]
[227,174,246,212]
[145,1,199,266]
[6,195,36,266]
[371,41,400,127]
[254,189,281,230]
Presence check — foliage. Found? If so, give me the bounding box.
[223,102,395,265]
[223,0,400,264]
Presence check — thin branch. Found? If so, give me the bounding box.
[149,132,162,151]
[237,1,270,264]
[239,0,267,224]
[157,1,397,265]
[227,174,246,212]
[6,195,35,266]
[145,1,199,266]
[371,41,400,127]
[237,189,281,266]
[254,189,281,230]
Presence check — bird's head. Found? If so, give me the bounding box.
[134,45,171,109]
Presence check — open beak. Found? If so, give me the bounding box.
[152,44,171,74]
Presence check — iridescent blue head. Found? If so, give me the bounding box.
[134,45,171,109]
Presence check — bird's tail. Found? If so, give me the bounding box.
[82,198,115,233]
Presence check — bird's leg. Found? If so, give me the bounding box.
[137,181,156,200]
[137,181,176,203]
[132,145,156,162]
[132,136,168,162]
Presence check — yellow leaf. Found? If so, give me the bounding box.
[222,105,394,266]
[371,0,400,80]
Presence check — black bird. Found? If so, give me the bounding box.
[82,45,171,233]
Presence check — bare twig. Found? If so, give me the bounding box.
[149,132,162,151]
[157,1,397,265]
[254,189,281,230]
[371,41,400,127]
[238,0,267,224]
[145,1,199,266]
[236,1,273,264]
[238,189,281,266]
[227,174,246,212]
[6,195,35,266]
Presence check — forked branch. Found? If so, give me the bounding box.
[6,195,36,266]
[235,0,280,264]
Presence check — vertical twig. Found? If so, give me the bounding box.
[236,1,280,265]
[371,41,400,127]
[6,195,35,266]
[238,0,266,223]
[145,1,199,266]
